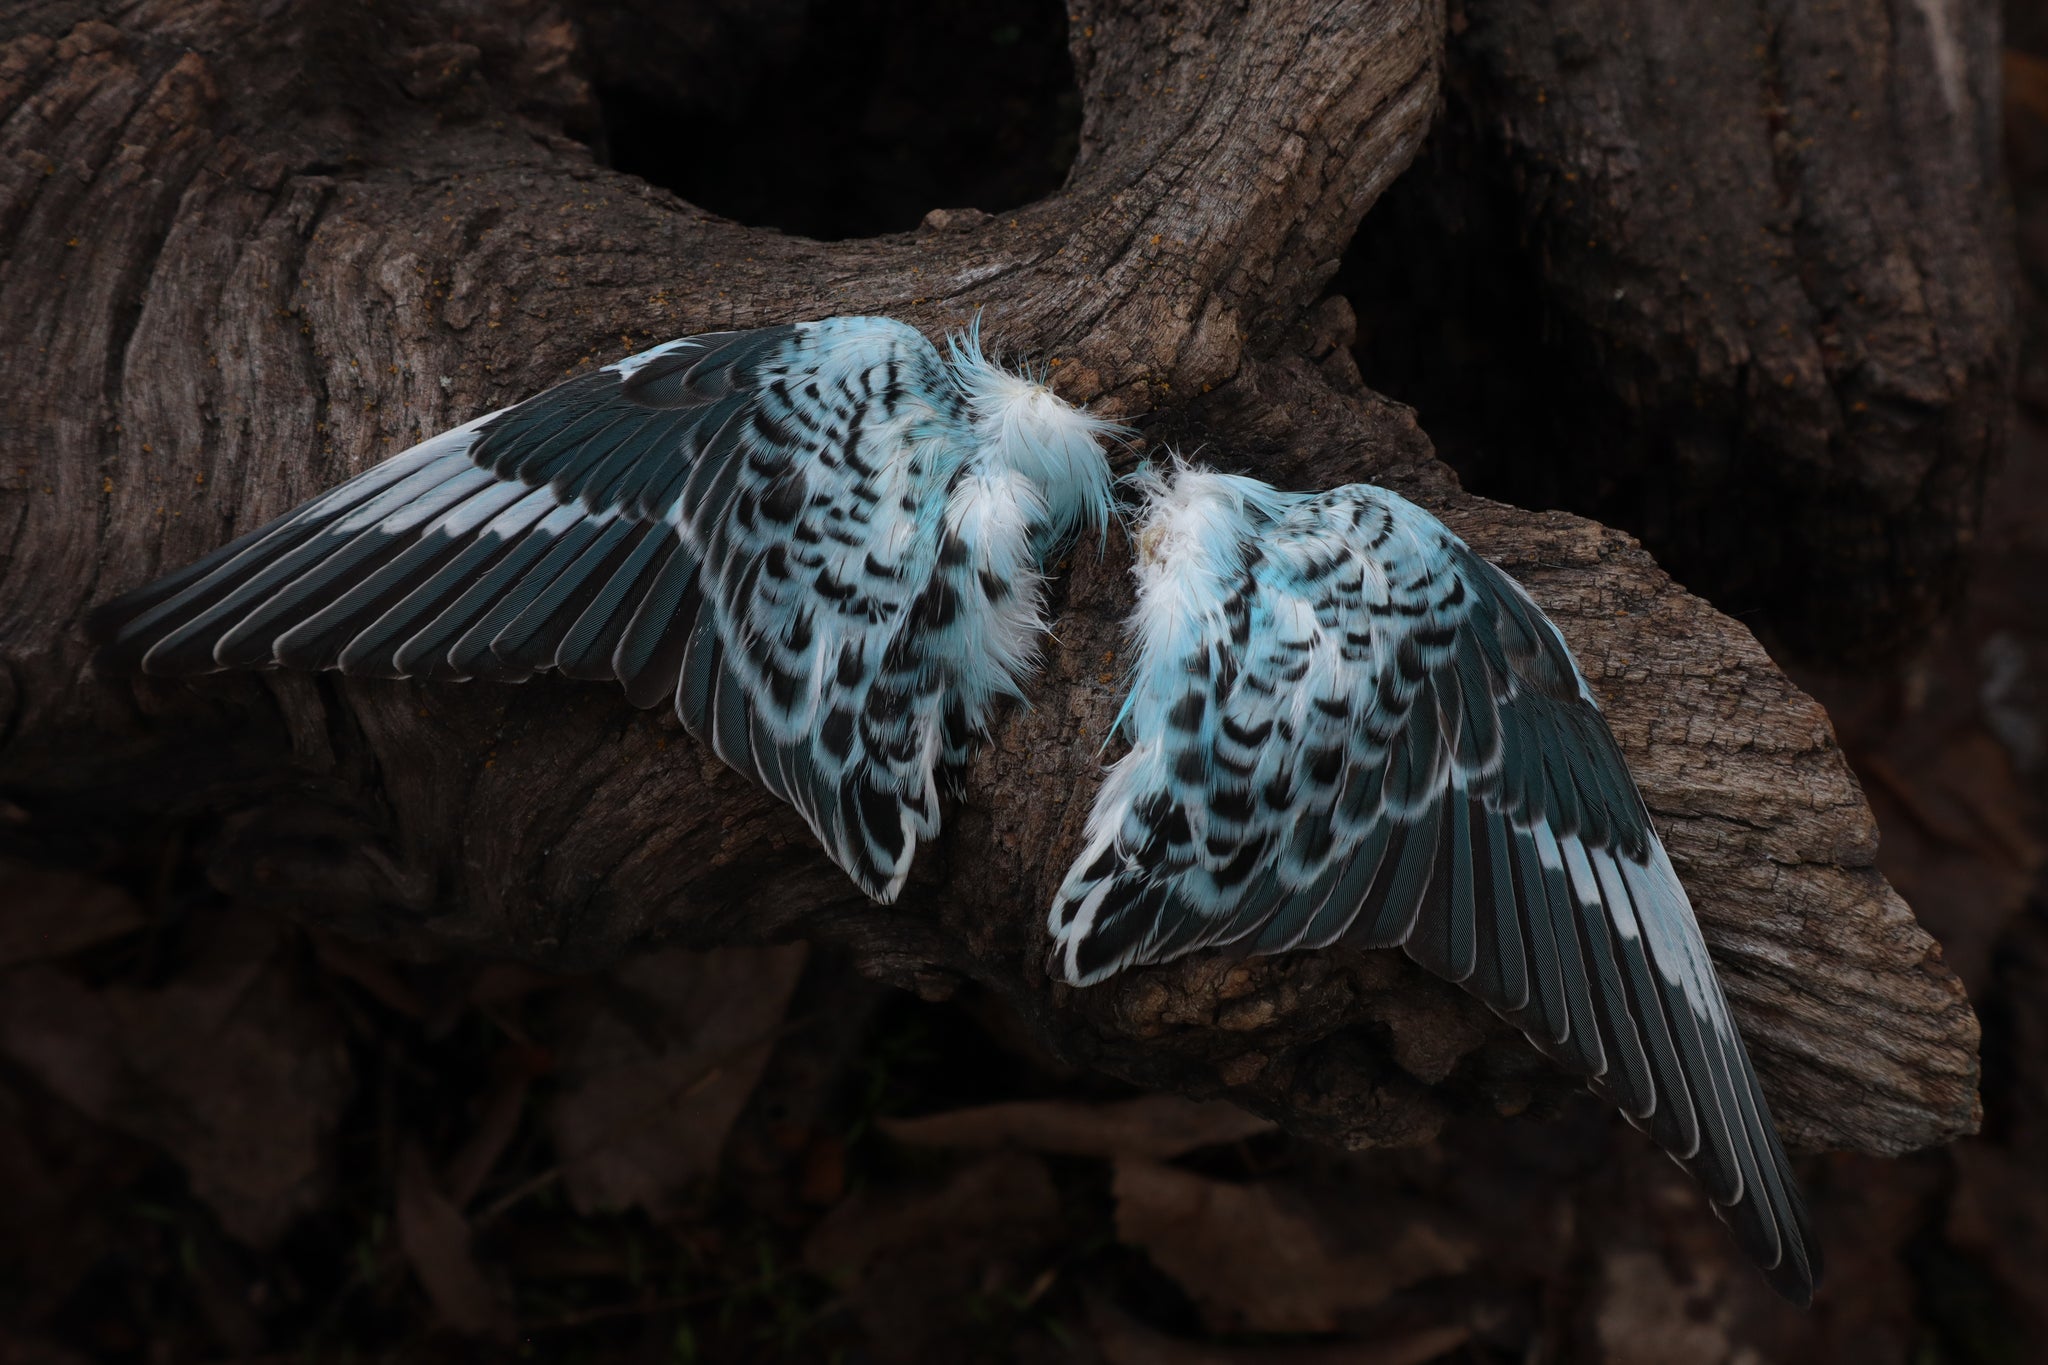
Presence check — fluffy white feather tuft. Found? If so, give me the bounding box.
[1048,456,1306,982]
[942,467,1053,704]
[1127,458,1292,588]
[1113,458,1300,723]
[946,324,1121,549]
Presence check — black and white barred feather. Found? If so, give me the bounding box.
[1050,461,1820,1304]
[92,317,1117,901]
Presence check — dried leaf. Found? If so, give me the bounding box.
[395,1142,513,1340]
[1798,667,2047,994]
[0,860,145,969]
[805,1152,1065,1363]
[805,1150,1062,1281]
[880,1092,1273,1160]
[1593,1248,1742,1365]
[1948,1138,2048,1335]
[1088,1295,1470,1365]
[443,1066,532,1210]
[0,908,351,1245]
[309,928,431,1019]
[546,944,807,1216]
[0,1074,149,1322]
[1113,1160,1473,1333]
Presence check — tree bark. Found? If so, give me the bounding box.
[0,0,1982,1162]
[1347,0,2013,660]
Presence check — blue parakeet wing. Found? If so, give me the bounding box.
[1049,463,1818,1304]
[91,316,1115,902]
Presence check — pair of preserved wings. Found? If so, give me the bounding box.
[90,317,1116,901]
[1048,464,1818,1303]
[91,317,1814,1301]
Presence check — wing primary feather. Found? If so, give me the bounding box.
[1696,1022,1776,1261]
[553,525,674,680]
[1719,1039,1820,1301]
[1467,800,1531,1012]
[97,515,343,671]
[89,438,465,666]
[1559,834,1656,1119]
[272,528,482,671]
[708,654,762,789]
[405,504,591,679]
[95,514,362,669]
[1266,817,1394,952]
[1613,858,1741,1167]
[275,478,537,671]
[1346,800,1443,949]
[135,455,482,672]
[1502,818,1569,1044]
[340,487,562,677]
[207,464,498,669]
[1589,847,1700,1159]
[1609,854,1815,1303]
[439,521,609,680]
[1407,780,1480,983]
[1531,822,1605,1072]
[487,519,649,672]
[615,547,704,708]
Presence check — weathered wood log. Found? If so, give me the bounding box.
[1346,0,2013,660]
[0,0,1979,1164]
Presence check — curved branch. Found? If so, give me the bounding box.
[0,0,1976,1160]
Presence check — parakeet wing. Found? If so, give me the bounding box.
[91,317,1055,901]
[1050,473,1818,1303]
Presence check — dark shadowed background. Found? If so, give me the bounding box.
[1,0,2045,1361]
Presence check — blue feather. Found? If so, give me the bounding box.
[88,316,1119,904]
[1051,457,1819,1304]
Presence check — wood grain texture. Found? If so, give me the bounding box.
[1354,0,2012,658]
[0,0,1980,1159]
